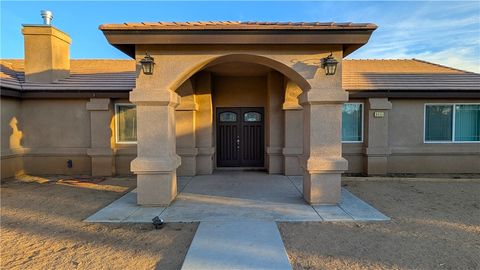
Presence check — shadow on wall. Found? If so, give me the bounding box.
[291,58,322,80]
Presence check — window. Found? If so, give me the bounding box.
[219,112,237,122]
[455,105,480,141]
[342,103,363,142]
[115,104,137,143]
[425,104,480,143]
[425,105,453,141]
[244,112,262,122]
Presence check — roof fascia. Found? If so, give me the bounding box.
[101,29,375,58]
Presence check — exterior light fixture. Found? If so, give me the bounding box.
[322,53,338,75]
[140,53,155,75]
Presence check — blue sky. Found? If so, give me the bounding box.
[1,1,479,72]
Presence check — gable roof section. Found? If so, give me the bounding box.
[1,59,135,92]
[343,59,480,92]
[1,58,479,98]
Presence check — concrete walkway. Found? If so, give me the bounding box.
[181,221,292,270]
[85,172,389,223]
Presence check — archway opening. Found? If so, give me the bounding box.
[174,57,306,175]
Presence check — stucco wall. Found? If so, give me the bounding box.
[1,95,479,178]
[1,97,24,178]
[388,99,480,173]
[20,99,91,175]
[213,76,267,108]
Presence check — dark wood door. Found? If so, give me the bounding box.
[217,107,264,167]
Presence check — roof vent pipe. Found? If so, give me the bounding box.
[41,10,53,25]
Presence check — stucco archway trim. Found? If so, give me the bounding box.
[169,54,311,93]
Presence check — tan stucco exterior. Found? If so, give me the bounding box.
[2,21,479,207]
[22,25,71,83]
[3,96,479,180]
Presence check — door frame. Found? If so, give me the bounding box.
[216,107,265,167]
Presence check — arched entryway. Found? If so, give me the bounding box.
[172,56,309,176]
[129,50,348,207]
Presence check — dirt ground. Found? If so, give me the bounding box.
[0,175,197,270]
[2,175,479,270]
[279,180,480,270]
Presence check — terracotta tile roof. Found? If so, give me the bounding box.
[342,59,480,91]
[99,21,377,31]
[0,59,135,91]
[1,58,479,93]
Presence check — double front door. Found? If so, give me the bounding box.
[216,107,264,167]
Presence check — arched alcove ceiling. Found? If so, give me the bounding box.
[172,54,311,92]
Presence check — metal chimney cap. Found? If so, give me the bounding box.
[40,10,53,25]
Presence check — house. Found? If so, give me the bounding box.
[1,18,479,206]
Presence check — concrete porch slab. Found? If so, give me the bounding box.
[181,221,292,270]
[84,177,192,223]
[160,172,321,222]
[85,172,389,223]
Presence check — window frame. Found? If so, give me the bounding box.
[341,102,364,143]
[423,103,480,144]
[243,111,262,122]
[115,103,137,145]
[219,111,238,122]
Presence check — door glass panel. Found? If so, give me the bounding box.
[244,112,261,122]
[219,112,237,122]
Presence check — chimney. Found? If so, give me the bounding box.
[22,10,71,83]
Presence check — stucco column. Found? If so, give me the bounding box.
[299,89,348,204]
[176,79,198,176]
[130,89,181,206]
[266,71,284,173]
[366,98,392,175]
[195,72,215,174]
[283,80,303,176]
[86,98,114,176]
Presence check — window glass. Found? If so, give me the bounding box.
[425,105,453,141]
[244,112,262,122]
[455,104,480,141]
[342,103,362,142]
[219,112,237,122]
[117,105,137,142]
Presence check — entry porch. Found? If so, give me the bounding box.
[85,171,389,223]
[99,22,377,206]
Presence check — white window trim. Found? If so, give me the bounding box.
[424,103,480,144]
[342,102,364,143]
[115,103,137,144]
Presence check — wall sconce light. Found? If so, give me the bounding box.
[140,52,155,75]
[322,53,338,75]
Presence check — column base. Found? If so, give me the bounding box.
[367,156,388,175]
[177,147,198,176]
[137,171,177,206]
[196,147,215,175]
[266,147,283,174]
[283,147,303,176]
[303,172,341,204]
[87,148,114,177]
[302,157,348,204]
